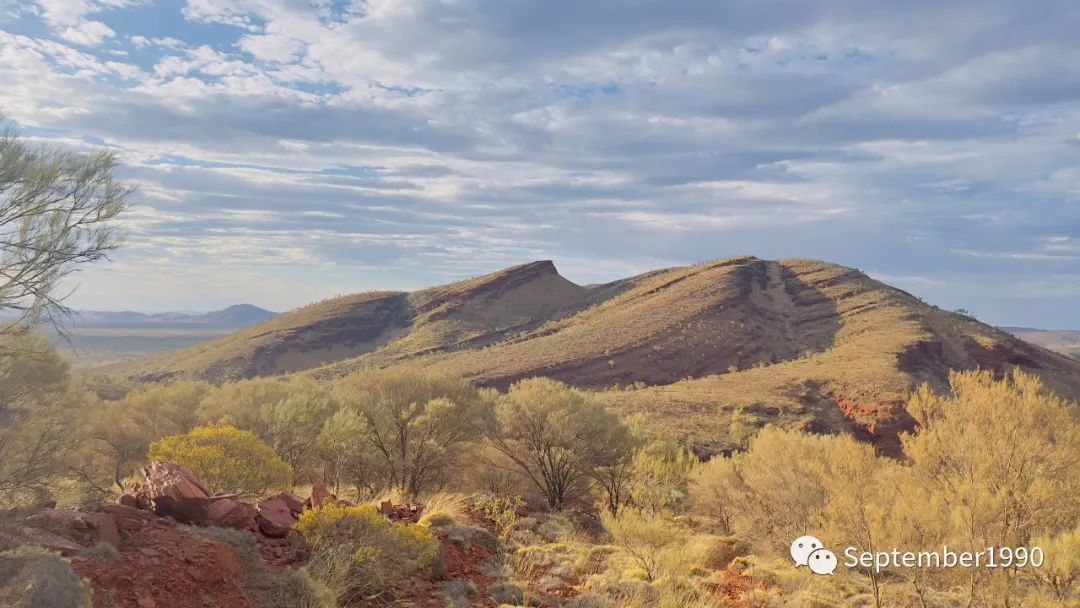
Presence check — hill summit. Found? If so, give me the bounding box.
[127,256,1080,455]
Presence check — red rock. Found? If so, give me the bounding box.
[98,504,153,520]
[308,485,336,510]
[207,499,257,531]
[137,597,156,608]
[142,462,211,525]
[119,493,138,508]
[257,498,296,538]
[269,492,304,516]
[0,523,86,555]
[86,513,120,548]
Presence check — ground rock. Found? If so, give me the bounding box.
[207,499,258,531]
[142,462,211,525]
[257,498,296,538]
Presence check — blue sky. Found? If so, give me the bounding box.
[1,1,1078,328]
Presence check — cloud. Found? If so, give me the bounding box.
[0,0,1079,327]
[59,19,114,45]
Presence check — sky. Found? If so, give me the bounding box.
[1,1,1078,328]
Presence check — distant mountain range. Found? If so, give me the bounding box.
[61,304,278,330]
[1003,327,1080,361]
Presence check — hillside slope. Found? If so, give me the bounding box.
[316,257,1080,455]
[129,256,1080,456]
[128,261,588,382]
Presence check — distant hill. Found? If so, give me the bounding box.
[18,304,280,369]
[68,304,278,329]
[1004,327,1080,361]
[126,257,1080,456]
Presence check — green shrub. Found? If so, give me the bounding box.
[0,546,92,608]
[148,424,293,495]
[295,504,439,604]
[418,511,455,530]
[472,494,525,538]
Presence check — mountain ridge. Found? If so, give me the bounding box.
[124,256,1080,456]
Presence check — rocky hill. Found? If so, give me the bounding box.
[127,256,1080,455]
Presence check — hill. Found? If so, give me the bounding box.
[1003,327,1080,361]
[128,261,588,382]
[127,257,1080,455]
[67,304,278,329]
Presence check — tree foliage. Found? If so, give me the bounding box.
[1,119,130,343]
[489,377,633,510]
[333,370,492,500]
[148,424,293,495]
[0,335,81,505]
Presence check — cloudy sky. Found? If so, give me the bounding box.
[2,1,1078,327]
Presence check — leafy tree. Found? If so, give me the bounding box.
[489,377,632,511]
[630,440,700,514]
[1,118,129,344]
[333,370,493,500]
[1030,524,1080,604]
[148,425,293,495]
[196,376,296,439]
[903,370,1080,607]
[73,380,212,492]
[0,335,82,505]
[199,375,336,478]
[314,409,380,497]
[688,425,834,551]
[822,436,891,608]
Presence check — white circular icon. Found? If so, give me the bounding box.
[807,548,838,575]
[790,535,824,567]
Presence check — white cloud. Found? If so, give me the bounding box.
[239,33,304,63]
[59,19,114,45]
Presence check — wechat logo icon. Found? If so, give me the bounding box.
[790,535,838,575]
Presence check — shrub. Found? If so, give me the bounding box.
[148,424,293,495]
[295,503,439,604]
[603,510,688,582]
[0,545,92,608]
[472,494,526,538]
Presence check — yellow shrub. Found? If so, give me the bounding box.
[295,504,439,605]
[148,424,293,495]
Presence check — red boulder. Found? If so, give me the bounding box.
[257,498,296,538]
[143,462,211,525]
[86,512,121,548]
[307,485,336,510]
[207,499,258,532]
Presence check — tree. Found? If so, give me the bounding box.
[314,409,380,497]
[489,377,632,511]
[148,425,293,495]
[630,440,700,514]
[72,380,212,493]
[333,370,493,500]
[198,376,336,478]
[902,370,1080,607]
[687,425,835,552]
[1,118,130,343]
[0,335,82,505]
[822,437,890,608]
